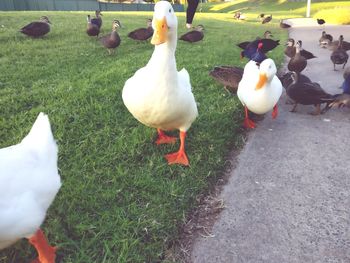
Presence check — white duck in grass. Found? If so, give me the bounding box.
[0,113,61,263]
[122,1,198,166]
[237,59,282,129]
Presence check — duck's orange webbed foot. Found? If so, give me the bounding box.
[165,150,189,166]
[155,129,177,145]
[272,104,278,119]
[28,229,57,263]
[165,131,190,166]
[243,118,256,129]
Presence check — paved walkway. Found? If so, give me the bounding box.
[191,24,350,262]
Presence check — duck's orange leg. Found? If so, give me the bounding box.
[243,106,256,129]
[28,229,56,263]
[272,104,278,119]
[165,131,189,166]
[155,129,177,145]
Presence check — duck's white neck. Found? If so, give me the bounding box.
[147,32,177,71]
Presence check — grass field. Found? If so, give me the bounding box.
[0,9,286,263]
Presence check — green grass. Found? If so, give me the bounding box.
[0,11,285,262]
[199,0,350,22]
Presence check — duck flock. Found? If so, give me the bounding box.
[2,2,350,262]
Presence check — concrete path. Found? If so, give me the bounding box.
[191,24,350,262]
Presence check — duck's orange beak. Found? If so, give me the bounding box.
[256,73,267,90]
[151,17,168,45]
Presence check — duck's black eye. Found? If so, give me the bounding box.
[169,9,171,13]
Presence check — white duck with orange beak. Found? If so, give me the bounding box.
[237,59,282,129]
[122,1,198,166]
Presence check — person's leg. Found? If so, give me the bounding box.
[186,0,199,28]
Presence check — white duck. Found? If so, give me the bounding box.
[237,58,282,128]
[0,112,61,263]
[122,1,198,166]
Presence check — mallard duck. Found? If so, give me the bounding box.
[288,41,307,73]
[179,25,204,43]
[262,15,272,24]
[233,12,246,20]
[100,20,121,55]
[280,71,311,89]
[20,16,51,38]
[285,72,334,114]
[91,10,103,29]
[327,36,350,52]
[209,65,243,93]
[284,39,316,59]
[330,35,349,70]
[237,58,282,128]
[280,19,291,29]
[86,14,100,37]
[128,18,153,41]
[122,1,198,166]
[319,31,333,46]
[0,113,61,262]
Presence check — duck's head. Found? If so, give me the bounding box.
[40,16,51,24]
[195,24,205,32]
[290,71,299,84]
[112,19,121,31]
[256,58,277,90]
[264,30,273,38]
[286,38,294,47]
[95,10,102,17]
[151,1,177,45]
[147,18,152,28]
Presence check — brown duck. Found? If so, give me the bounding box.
[330,35,349,70]
[100,20,121,55]
[20,16,51,38]
[319,31,333,46]
[288,41,307,73]
[285,39,316,60]
[86,15,100,37]
[286,72,335,115]
[209,66,243,93]
[280,19,291,29]
[179,25,204,43]
[262,15,272,24]
[128,19,153,41]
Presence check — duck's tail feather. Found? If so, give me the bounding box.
[21,112,58,160]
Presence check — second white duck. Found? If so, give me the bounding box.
[237,59,282,128]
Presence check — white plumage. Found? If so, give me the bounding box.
[0,112,61,250]
[122,1,198,165]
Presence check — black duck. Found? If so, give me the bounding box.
[237,31,279,53]
[179,25,204,43]
[288,41,307,73]
[100,20,121,55]
[280,19,291,29]
[20,16,51,38]
[209,66,243,93]
[262,15,272,24]
[86,15,100,37]
[317,18,325,25]
[330,35,349,70]
[91,10,103,29]
[286,72,335,115]
[128,19,153,41]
